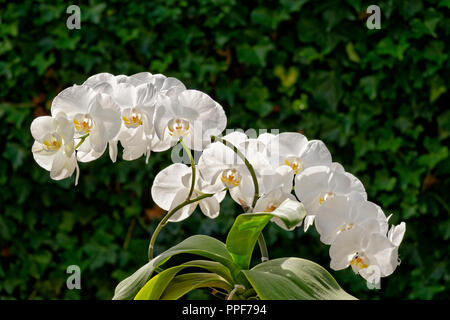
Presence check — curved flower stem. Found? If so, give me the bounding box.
[210,136,259,207]
[257,233,269,262]
[179,139,196,200]
[74,133,90,150]
[147,193,214,260]
[210,135,269,263]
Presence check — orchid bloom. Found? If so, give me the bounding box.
[51,85,121,162]
[30,112,79,184]
[109,82,160,163]
[82,72,186,161]
[314,193,388,245]
[294,165,367,231]
[151,163,226,222]
[329,226,401,286]
[154,89,227,151]
[198,132,274,210]
[265,132,332,176]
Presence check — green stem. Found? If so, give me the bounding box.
[147,193,214,260]
[226,284,246,300]
[210,135,269,263]
[179,139,196,200]
[257,233,269,262]
[210,136,259,208]
[74,133,90,150]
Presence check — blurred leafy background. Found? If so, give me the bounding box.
[1,0,449,300]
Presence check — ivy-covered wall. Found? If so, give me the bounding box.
[0,0,449,299]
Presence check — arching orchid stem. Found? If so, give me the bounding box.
[257,233,269,262]
[179,138,196,200]
[210,135,259,207]
[147,193,214,260]
[74,133,90,150]
[210,135,269,263]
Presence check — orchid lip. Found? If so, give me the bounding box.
[42,132,62,152]
[319,191,335,205]
[168,118,190,137]
[73,114,94,134]
[350,252,369,273]
[122,108,143,128]
[220,168,241,188]
[284,157,304,174]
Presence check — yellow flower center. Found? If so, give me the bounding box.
[122,109,143,128]
[319,192,335,205]
[73,114,94,134]
[168,118,190,137]
[340,223,354,232]
[350,253,368,273]
[220,169,241,188]
[264,203,278,212]
[42,133,62,152]
[284,158,304,174]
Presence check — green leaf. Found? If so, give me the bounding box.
[439,0,450,8]
[345,43,360,63]
[134,260,233,300]
[304,71,343,111]
[226,199,306,269]
[113,235,237,300]
[429,75,447,103]
[242,258,356,300]
[274,65,299,87]
[376,37,410,61]
[160,273,233,300]
[236,43,274,67]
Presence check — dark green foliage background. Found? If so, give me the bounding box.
[1,0,449,300]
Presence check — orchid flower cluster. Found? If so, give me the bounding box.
[31,72,405,288]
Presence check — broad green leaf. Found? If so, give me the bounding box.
[113,235,237,300]
[242,258,356,300]
[226,199,306,269]
[160,273,233,300]
[134,260,233,300]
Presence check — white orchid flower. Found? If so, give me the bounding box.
[198,132,272,210]
[118,73,187,153]
[260,164,294,195]
[154,89,227,151]
[82,72,186,161]
[151,163,226,222]
[51,85,121,162]
[294,165,367,231]
[329,226,399,286]
[30,112,79,184]
[198,131,248,186]
[254,187,299,231]
[108,82,163,163]
[314,193,388,245]
[253,164,303,230]
[265,132,332,175]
